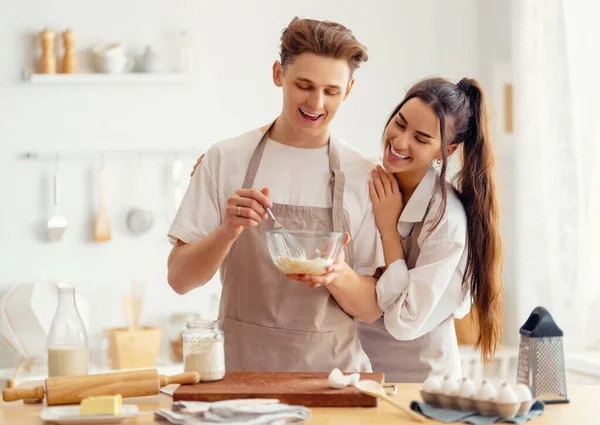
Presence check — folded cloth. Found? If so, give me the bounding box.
[409,401,544,425]
[154,399,311,425]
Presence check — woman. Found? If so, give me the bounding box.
[294,76,503,382]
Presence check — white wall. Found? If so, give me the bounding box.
[0,0,483,368]
[475,0,517,345]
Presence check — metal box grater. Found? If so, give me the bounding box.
[517,306,569,404]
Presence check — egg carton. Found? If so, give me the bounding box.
[419,376,534,420]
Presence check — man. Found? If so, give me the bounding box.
[167,16,382,372]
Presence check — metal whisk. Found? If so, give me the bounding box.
[265,207,306,259]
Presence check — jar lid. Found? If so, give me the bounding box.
[170,312,201,323]
[186,319,221,330]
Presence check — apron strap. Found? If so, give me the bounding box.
[329,140,355,267]
[328,140,343,234]
[409,197,435,241]
[242,122,275,189]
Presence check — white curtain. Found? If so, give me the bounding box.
[513,0,600,350]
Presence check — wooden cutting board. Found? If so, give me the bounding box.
[173,372,385,407]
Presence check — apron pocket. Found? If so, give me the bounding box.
[222,318,335,372]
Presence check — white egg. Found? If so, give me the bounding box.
[421,376,442,393]
[515,383,533,402]
[441,375,460,395]
[477,380,497,401]
[347,373,360,386]
[328,368,350,389]
[496,383,519,404]
[457,377,477,398]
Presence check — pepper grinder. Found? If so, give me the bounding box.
[39,28,57,74]
[61,28,77,74]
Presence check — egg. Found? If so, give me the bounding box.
[328,368,349,389]
[347,373,360,386]
[515,383,535,416]
[421,376,442,393]
[515,383,533,402]
[440,375,460,395]
[497,383,519,404]
[476,380,497,401]
[457,377,477,398]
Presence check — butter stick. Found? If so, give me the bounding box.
[79,394,122,416]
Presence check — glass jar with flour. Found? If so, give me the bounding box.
[183,320,225,381]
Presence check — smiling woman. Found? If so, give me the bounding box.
[316,76,504,382]
[382,98,457,180]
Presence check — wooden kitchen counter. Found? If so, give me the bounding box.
[0,384,595,424]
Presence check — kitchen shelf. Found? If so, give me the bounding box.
[20,149,202,161]
[24,72,191,85]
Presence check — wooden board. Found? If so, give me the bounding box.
[173,372,385,407]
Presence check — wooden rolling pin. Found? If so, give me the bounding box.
[2,369,199,406]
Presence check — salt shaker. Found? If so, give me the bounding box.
[61,28,77,73]
[39,28,57,74]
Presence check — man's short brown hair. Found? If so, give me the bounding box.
[279,16,368,74]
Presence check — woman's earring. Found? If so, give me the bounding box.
[436,159,442,166]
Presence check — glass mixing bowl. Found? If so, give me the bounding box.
[265,230,345,275]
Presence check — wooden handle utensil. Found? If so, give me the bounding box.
[159,372,200,386]
[2,369,199,405]
[1,385,44,402]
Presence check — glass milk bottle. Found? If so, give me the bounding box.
[46,287,89,377]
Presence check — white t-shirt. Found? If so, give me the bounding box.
[168,128,384,277]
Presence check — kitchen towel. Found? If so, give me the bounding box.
[154,399,311,425]
[409,400,544,424]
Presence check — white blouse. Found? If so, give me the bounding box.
[375,167,472,340]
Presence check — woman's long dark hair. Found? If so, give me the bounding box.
[383,77,503,361]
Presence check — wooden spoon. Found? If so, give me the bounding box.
[355,380,424,423]
[94,164,111,242]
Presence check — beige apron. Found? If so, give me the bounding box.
[358,203,461,382]
[219,123,371,373]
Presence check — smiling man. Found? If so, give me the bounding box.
[167,17,383,372]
